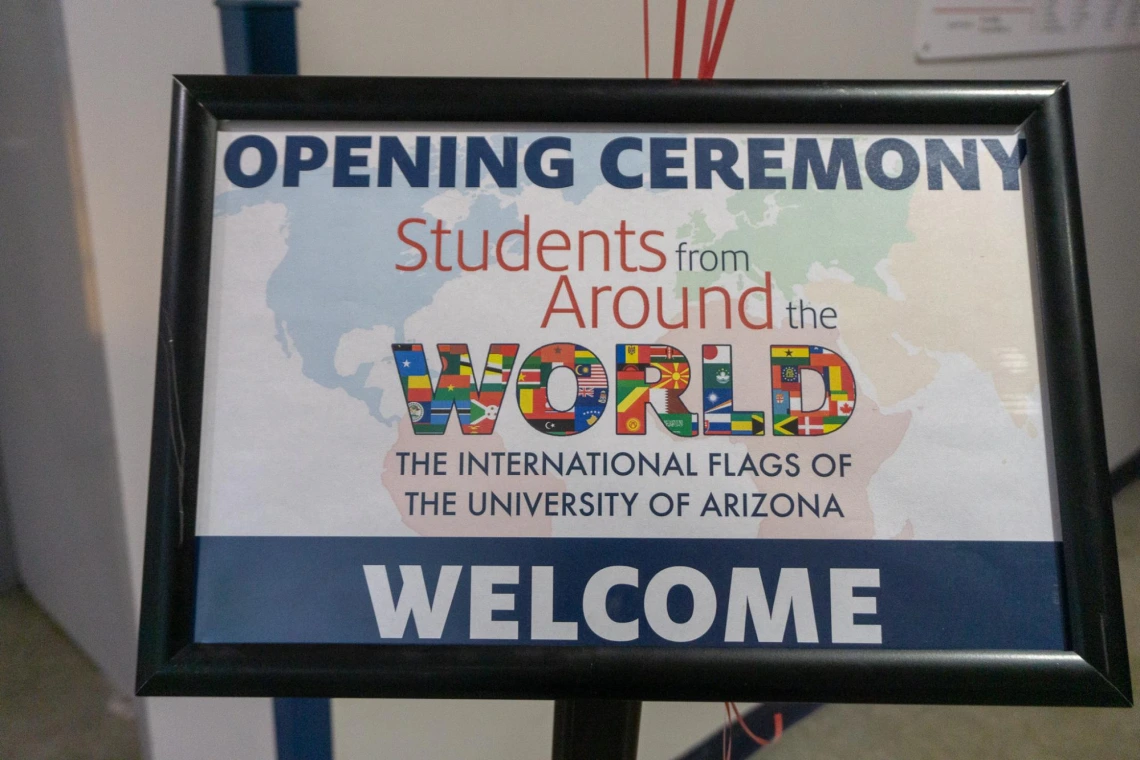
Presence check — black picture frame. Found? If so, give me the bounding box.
[136,76,1131,706]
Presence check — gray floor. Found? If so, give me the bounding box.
[0,589,141,760]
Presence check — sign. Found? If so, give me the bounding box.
[916,0,1140,60]
[137,78,1131,706]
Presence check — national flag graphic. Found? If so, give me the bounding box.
[575,364,607,387]
[702,344,764,436]
[799,415,825,435]
[706,398,733,415]
[649,345,683,361]
[394,343,519,435]
[773,389,790,415]
[622,344,645,364]
[615,344,697,438]
[769,344,857,436]
[702,345,730,363]
[652,362,690,390]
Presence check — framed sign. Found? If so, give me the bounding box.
[137,77,1131,706]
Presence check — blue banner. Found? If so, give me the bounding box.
[194,536,1065,650]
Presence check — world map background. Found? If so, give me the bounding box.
[194,128,1056,543]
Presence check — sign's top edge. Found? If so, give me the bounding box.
[173,74,1066,89]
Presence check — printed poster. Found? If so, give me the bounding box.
[193,126,1065,650]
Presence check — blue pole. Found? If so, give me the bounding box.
[216,9,321,758]
[216,0,299,75]
[273,698,332,760]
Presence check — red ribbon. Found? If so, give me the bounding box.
[643,0,736,79]
[698,0,718,78]
[643,0,651,78]
[701,0,736,79]
[672,0,688,79]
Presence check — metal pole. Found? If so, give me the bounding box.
[551,700,642,760]
[216,0,300,75]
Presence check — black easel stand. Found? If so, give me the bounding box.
[552,700,642,760]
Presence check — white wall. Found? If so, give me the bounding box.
[57,1,277,758]
[0,0,136,695]
[298,0,1140,468]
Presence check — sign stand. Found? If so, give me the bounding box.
[551,700,641,760]
[137,77,1133,713]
